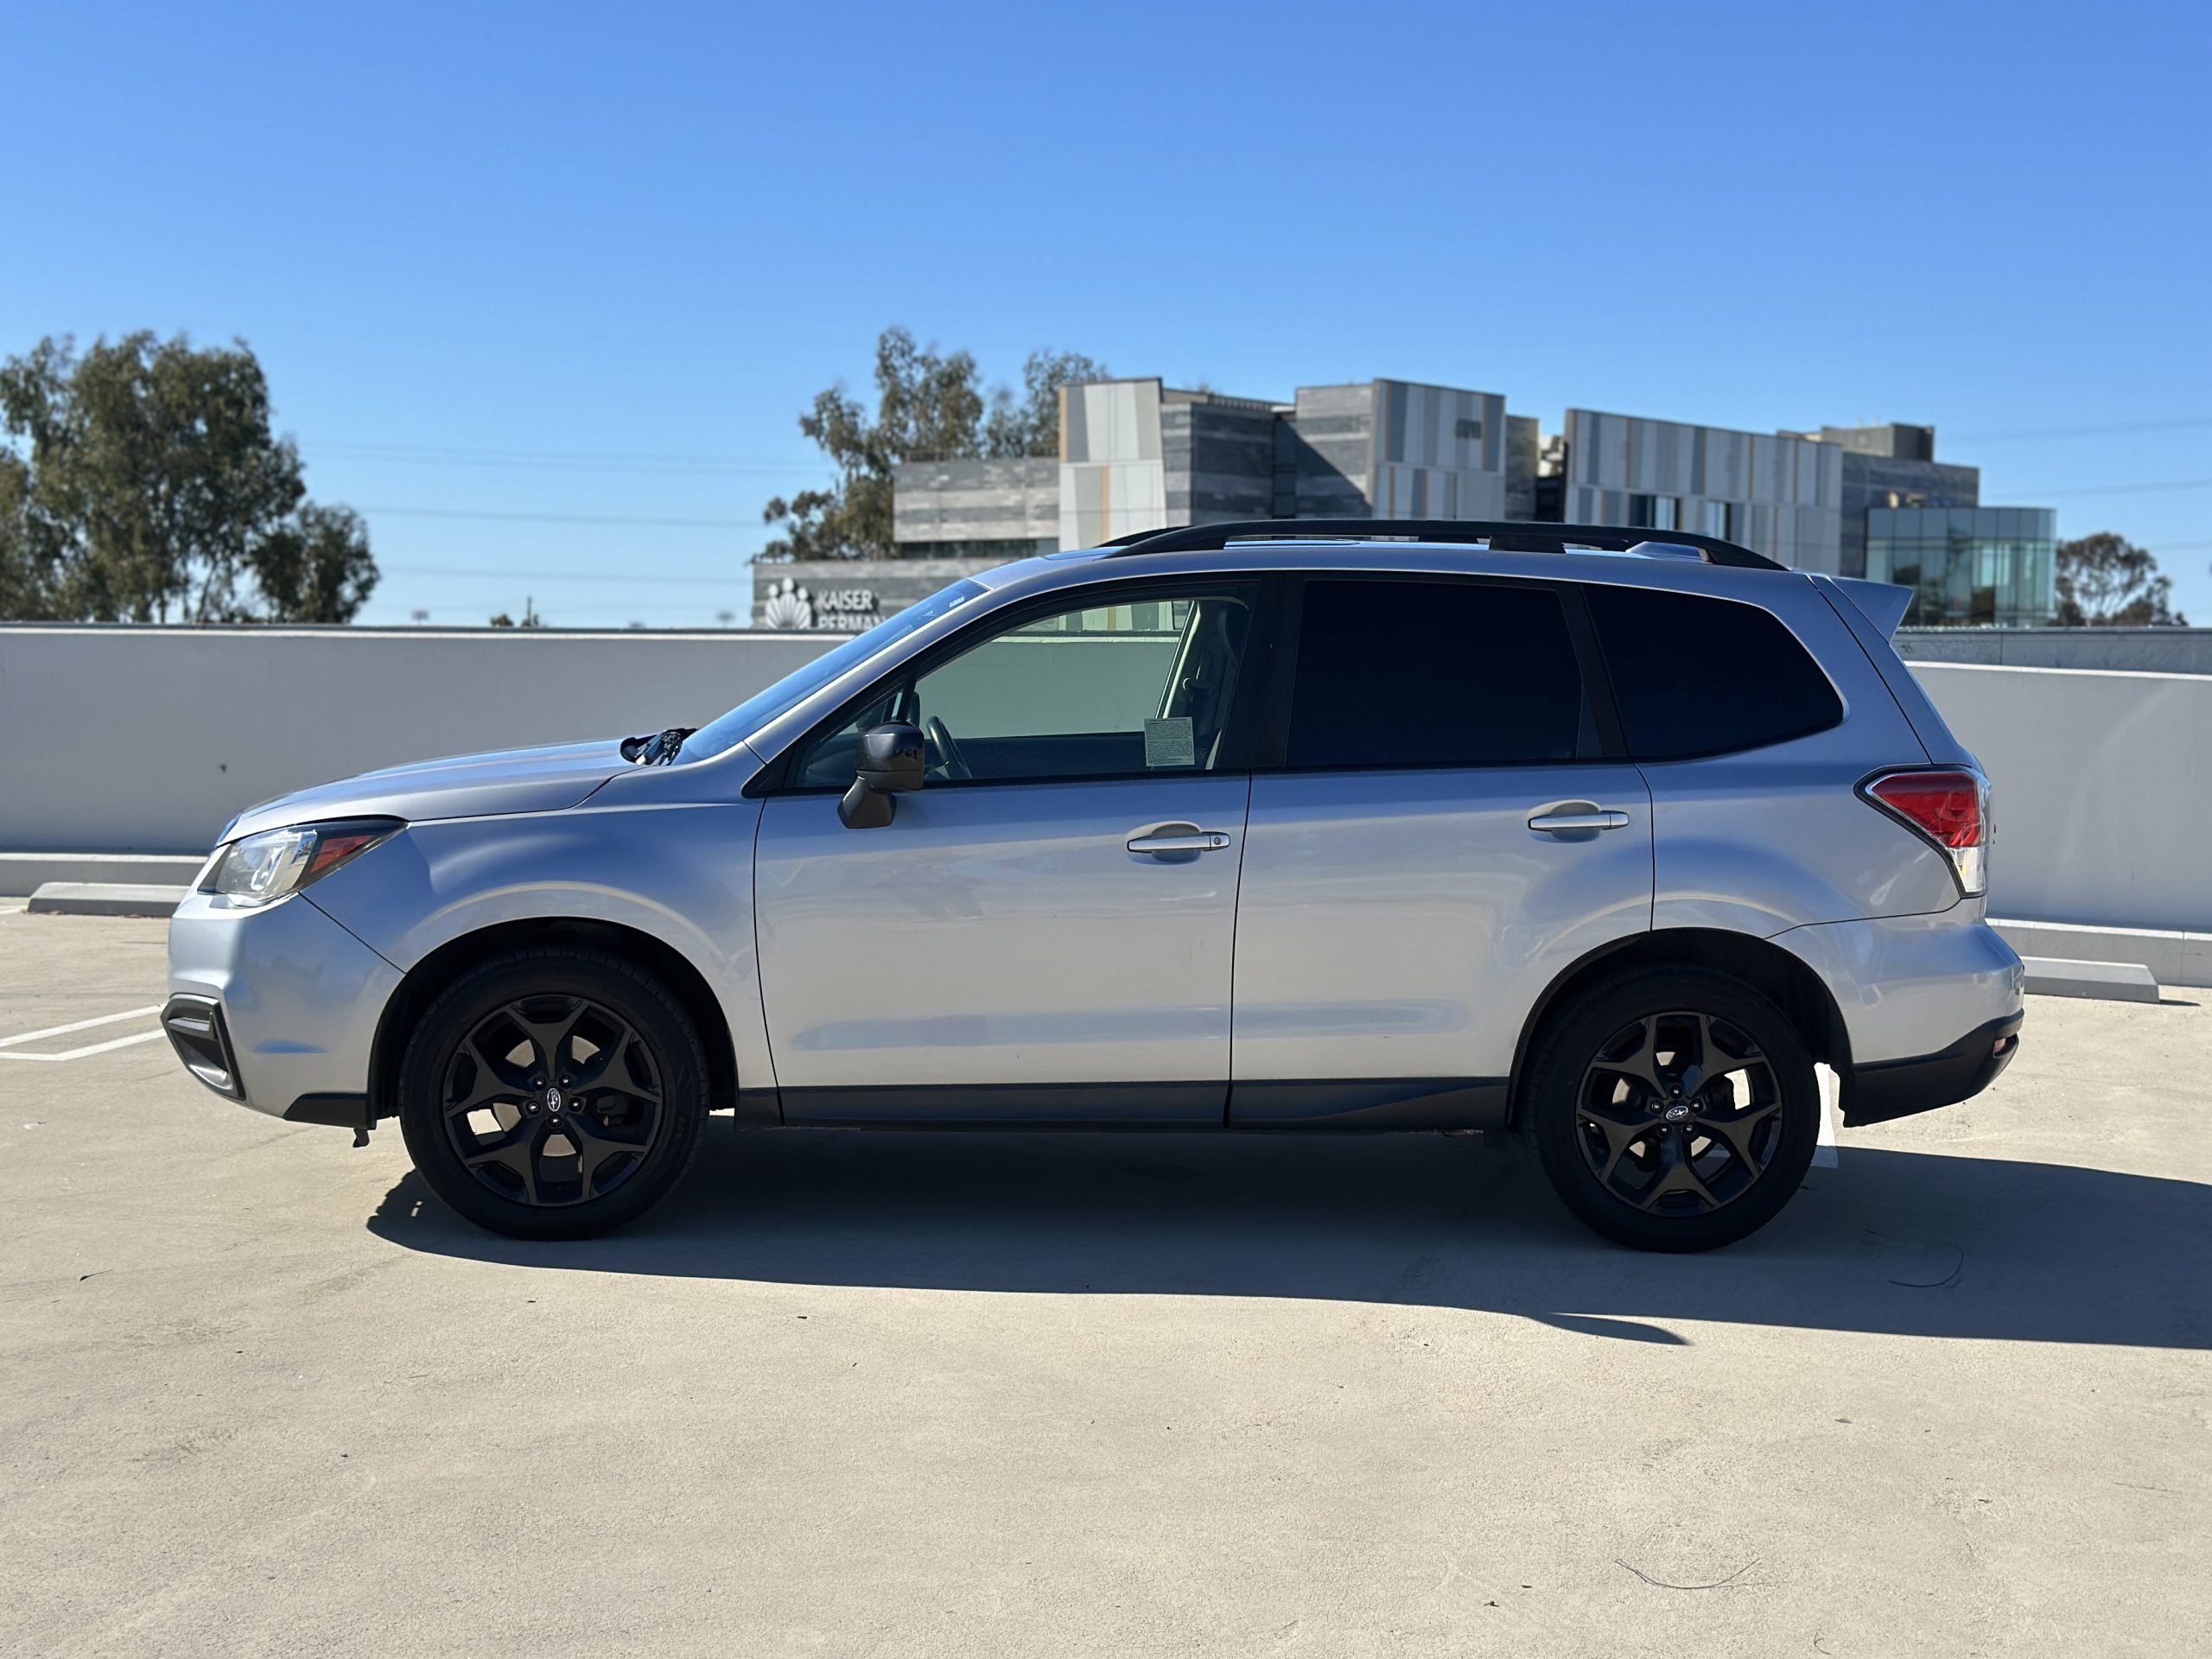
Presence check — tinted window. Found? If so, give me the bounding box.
[1585,585,1842,760]
[792,588,1254,786]
[1284,580,1590,769]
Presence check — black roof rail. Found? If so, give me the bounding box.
[1097,518,1787,571]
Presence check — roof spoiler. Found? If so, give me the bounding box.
[1832,577,1914,638]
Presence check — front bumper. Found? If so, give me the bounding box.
[1845,1011,2022,1127]
[165,889,403,1120]
[160,994,241,1096]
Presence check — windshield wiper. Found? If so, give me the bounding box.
[620,727,696,766]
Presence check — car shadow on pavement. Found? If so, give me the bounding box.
[366,1127,2212,1351]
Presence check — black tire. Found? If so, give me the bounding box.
[397,946,709,1240]
[1525,965,1819,1252]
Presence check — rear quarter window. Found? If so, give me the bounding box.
[1585,584,1843,760]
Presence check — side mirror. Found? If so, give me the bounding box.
[838,721,926,829]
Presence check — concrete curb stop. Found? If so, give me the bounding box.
[1992,918,2211,990]
[2019,956,2161,1003]
[24,883,189,918]
[0,853,203,898]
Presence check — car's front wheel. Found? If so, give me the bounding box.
[397,946,709,1240]
[1525,966,1820,1252]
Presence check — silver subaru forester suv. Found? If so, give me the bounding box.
[163,520,2023,1251]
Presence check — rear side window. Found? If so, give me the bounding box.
[1284,579,1592,769]
[1585,585,1842,760]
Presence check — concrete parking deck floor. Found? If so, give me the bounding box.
[1,906,2207,1658]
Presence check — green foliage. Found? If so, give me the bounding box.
[488,596,543,628]
[760,329,1106,561]
[249,503,378,624]
[2055,531,2186,626]
[984,348,1111,460]
[0,448,56,619]
[0,332,378,622]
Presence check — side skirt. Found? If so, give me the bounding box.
[771,1077,1513,1129]
[1229,1077,1510,1130]
[779,1082,1225,1126]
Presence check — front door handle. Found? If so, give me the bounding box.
[1128,828,1233,855]
[1528,808,1631,834]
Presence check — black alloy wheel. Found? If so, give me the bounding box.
[441,995,666,1208]
[1573,1010,1781,1216]
[1526,966,1819,1251]
[397,947,708,1240]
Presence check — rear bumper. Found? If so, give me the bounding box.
[1845,1011,2022,1127]
[1774,911,2024,1065]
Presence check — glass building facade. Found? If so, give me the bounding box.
[1866,506,2058,627]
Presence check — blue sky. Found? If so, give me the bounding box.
[8,0,2208,626]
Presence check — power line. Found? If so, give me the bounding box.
[309,442,828,479]
[382,536,2212,582]
[362,505,761,528]
[2031,478,2212,499]
[308,436,821,467]
[1949,415,2212,443]
[385,564,747,587]
[357,484,2210,529]
[300,418,2212,478]
[390,606,751,623]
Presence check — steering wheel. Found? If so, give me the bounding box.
[925,715,973,782]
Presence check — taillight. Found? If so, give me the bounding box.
[1862,768,1988,896]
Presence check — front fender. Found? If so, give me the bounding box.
[307,800,772,1108]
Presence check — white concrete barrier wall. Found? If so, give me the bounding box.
[3,626,2207,936]
[1909,663,2212,934]
[0,627,841,855]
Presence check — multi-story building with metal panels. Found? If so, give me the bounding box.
[753,374,2058,627]
[1057,378,1280,547]
[1867,506,2059,627]
[1817,423,1983,580]
[887,376,1526,559]
[1550,408,1847,572]
[888,456,1059,563]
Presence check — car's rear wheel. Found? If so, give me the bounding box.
[397,947,708,1240]
[1525,966,1819,1252]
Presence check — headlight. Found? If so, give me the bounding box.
[203,819,402,907]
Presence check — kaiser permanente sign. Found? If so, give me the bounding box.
[750,558,994,632]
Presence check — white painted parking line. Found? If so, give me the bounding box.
[0,1005,167,1065]
[0,1028,169,1064]
[0,1005,163,1050]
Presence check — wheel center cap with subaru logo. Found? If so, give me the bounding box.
[543,1086,563,1114]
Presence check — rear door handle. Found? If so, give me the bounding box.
[1128,830,1233,855]
[1528,809,1631,834]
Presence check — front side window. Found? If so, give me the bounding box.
[1283,579,1592,770]
[683,579,989,762]
[791,586,1255,787]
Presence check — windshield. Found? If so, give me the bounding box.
[680,578,990,762]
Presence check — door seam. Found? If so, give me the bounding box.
[1224,769,1255,1126]
[1636,762,1658,931]
[748,790,786,1120]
